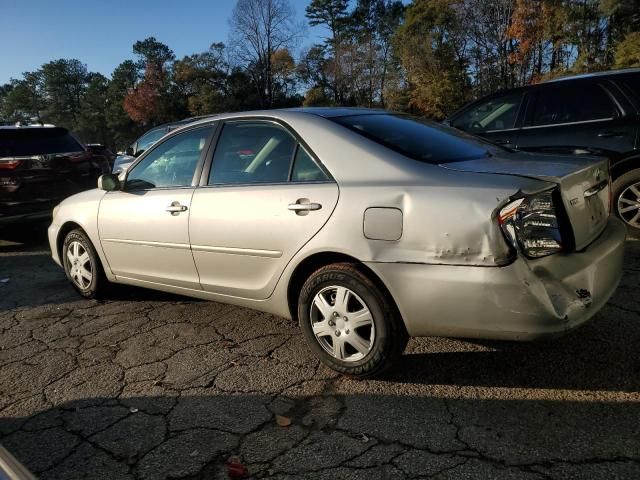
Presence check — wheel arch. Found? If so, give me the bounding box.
[611,153,640,179]
[286,251,403,326]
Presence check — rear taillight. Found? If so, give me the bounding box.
[498,189,564,258]
[0,159,21,169]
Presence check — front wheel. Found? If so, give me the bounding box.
[298,263,408,377]
[613,170,640,235]
[62,229,107,298]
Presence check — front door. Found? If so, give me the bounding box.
[98,125,213,289]
[189,120,339,299]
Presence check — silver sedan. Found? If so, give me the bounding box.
[48,108,625,376]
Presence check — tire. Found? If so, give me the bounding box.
[62,229,108,299]
[298,263,408,378]
[612,170,640,234]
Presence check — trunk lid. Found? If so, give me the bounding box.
[441,151,610,251]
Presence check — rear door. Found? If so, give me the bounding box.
[189,120,339,299]
[517,79,636,156]
[449,90,526,147]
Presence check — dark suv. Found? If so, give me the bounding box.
[0,125,110,230]
[447,68,640,231]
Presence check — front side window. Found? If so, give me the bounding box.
[209,122,296,185]
[126,126,212,190]
[452,91,523,133]
[531,83,618,126]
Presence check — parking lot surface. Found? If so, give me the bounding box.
[0,235,639,479]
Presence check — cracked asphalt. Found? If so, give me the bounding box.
[0,234,639,479]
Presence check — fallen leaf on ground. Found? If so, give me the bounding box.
[225,456,248,479]
[275,415,292,427]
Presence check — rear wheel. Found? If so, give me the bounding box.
[298,263,408,377]
[62,229,107,298]
[613,170,640,234]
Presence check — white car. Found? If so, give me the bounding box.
[49,108,625,376]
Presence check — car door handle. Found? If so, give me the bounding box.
[166,202,188,214]
[597,130,624,138]
[288,198,322,215]
[493,139,512,145]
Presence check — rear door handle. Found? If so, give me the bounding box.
[597,130,624,138]
[166,201,188,215]
[288,198,322,216]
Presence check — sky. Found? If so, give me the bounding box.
[0,0,323,85]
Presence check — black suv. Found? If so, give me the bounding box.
[447,68,640,232]
[0,125,110,230]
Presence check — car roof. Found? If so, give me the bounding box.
[0,123,59,130]
[543,67,640,83]
[163,107,391,135]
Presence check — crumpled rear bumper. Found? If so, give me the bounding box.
[366,217,626,340]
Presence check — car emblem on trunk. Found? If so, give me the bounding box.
[594,168,602,182]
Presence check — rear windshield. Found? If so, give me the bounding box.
[330,114,491,164]
[0,127,83,157]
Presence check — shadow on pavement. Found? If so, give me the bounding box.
[0,393,638,479]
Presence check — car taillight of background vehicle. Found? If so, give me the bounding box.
[0,159,22,169]
[498,189,564,258]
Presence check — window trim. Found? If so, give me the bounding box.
[520,116,616,130]
[122,123,216,192]
[198,117,335,189]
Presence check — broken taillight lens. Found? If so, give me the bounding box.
[498,189,564,258]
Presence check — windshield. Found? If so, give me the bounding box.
[137,127,167,153]
[0,127,83,157]
[330,114,492,164]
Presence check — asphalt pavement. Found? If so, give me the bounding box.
[0,234,638,479]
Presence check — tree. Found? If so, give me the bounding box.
[132,37,175,70]
[174,43,231,115]
[123,63,167,125]
[615,31,640,67]
[1,72,44,123]
[306,0,350,103]
[229,0,300,107]
[394,0,470,118]
[40,59,90,129]
[106,60,141,149]
[77,73,110,145]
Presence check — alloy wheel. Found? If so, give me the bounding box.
[66,240,93,290]
[617,182,640,228]
[309,285,375,362]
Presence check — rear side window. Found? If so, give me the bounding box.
[291,145,329,182]
[530,83,618,126]
[209,122,297,185]
[0,127,83,157]
[452,91,523,132]
[331,114,489,164]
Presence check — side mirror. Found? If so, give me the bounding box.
[98,173,121,191]
[125,146,134,156]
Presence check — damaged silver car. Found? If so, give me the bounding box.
[48,108,625,376]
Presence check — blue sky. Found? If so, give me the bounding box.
[0,0,322,84]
